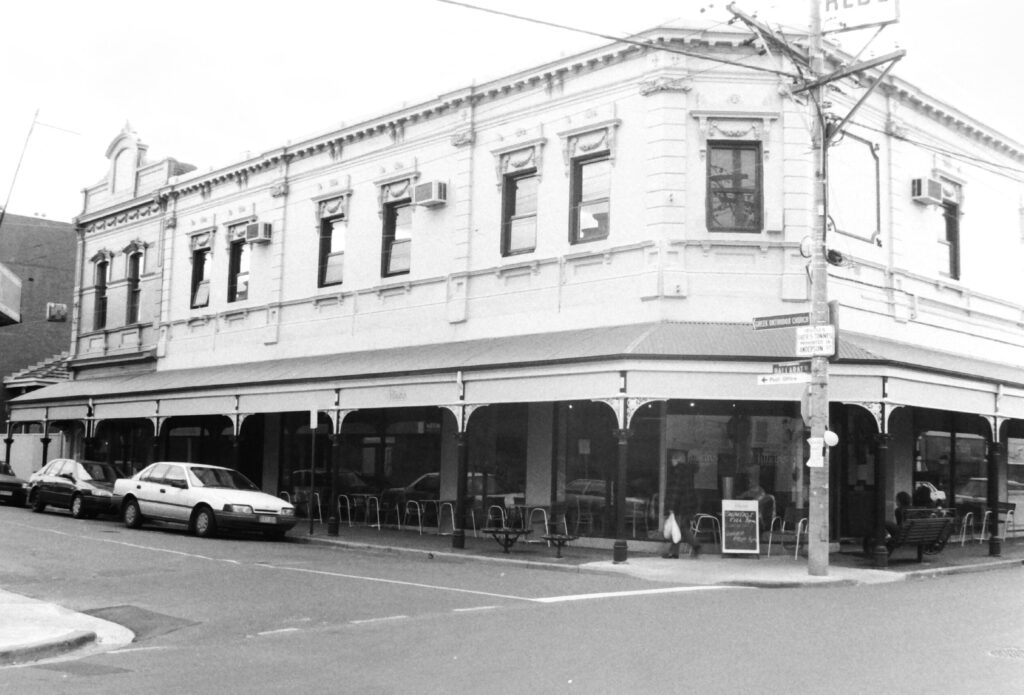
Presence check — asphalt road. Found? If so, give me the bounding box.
[1,505,1022,693]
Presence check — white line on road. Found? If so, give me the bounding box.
[256,564,534,602]
[255,627,301,636]
[533,586,748,603]
[453,606,499,612]
[350,615,409,625]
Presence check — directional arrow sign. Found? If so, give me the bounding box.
[757,373,810,386]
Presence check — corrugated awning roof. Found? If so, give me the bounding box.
[9,321,1024,406]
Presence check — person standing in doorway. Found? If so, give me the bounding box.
[662,455,702,558]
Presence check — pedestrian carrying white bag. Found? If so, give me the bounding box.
[663,512,682,544]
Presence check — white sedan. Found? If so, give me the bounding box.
[113,462,296,539]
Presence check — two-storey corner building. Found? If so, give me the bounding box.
[7,25,1024,554]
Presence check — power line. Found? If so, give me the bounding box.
[435,0,801,79]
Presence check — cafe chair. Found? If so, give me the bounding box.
[486,505,507,528]
[957,511,974,545]
[380,498,403,529]
[573,498,594,537]
[625,500,648,539]
[365,496,382,529]
[691,513,721,545]
[525,507,549,544]
[278,491,291,503]
[779,506,809,559]
[337,494,353,527]
[760,494,781,556]
[302,493,323,524]
[403,500,424,534]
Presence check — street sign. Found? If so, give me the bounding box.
[757,373,810,386]
[752,312,810,330]
[773,360,811,375]
[806,437,824,468]
[795,325,835,356]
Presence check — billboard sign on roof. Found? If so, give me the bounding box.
[822,0,900,34]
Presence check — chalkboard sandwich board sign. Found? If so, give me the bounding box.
[721,499,760,555]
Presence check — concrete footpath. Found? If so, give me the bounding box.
[2,523,1021,667]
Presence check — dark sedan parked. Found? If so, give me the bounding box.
[28,458,123,518]
[0,462,28,507]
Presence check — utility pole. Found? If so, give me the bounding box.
[806,0,830,576]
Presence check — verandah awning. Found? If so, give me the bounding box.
[8,322,1024,421]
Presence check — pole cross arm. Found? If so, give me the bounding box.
[792,50,906,94]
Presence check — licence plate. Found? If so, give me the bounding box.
[258,515,276,524]
[0,491,11,497]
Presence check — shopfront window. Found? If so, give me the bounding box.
[662,403,805,520]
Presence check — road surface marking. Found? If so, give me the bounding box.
[350,615,409,625]
[257,564,534,602]
[256,628,301,636]
[533,586,747,603]
[453,606,499,612]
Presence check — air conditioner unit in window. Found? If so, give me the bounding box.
[245,222,272,243]
[911,177,943,206]
[413,180,448,207]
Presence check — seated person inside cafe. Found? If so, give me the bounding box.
[738,465,772,531]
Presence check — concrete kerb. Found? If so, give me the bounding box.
[0,630,96,667]
[298,534,597,574]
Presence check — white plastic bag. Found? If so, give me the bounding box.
[663,512,682,544]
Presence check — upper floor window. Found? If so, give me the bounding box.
[570,154,610,243]
[381,201,412,277]
[501,169,538,255]
[126,251,142,324]
[707,141,762,232]
[319,216,346,286]
[316,193,350,287]
[191,249,210,309]
[227,236,249,303]
[942,201,961,280]
[93,259,108,330]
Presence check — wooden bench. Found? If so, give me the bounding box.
[886,515,955,562]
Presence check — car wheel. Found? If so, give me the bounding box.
[30,490,45,513]
[193,506,217,538]
[123,499,143,528]
[71,494,87,519]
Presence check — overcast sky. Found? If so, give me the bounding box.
[2,0,1020,222]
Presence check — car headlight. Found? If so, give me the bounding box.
[279,507,295,517]
[223,504,254,514]
[92,489,113,497]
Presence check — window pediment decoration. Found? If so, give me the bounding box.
[691,110,778,159]
[314,191,352,221]
[492,136,546,189]
[557,118,621,174]
[190,230,215,251]
[374,166,420,216]
[228,222,251,242]
[89,249,114,264]
[122,239,148,255]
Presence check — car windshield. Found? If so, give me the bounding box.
[188,467,259,491]
[80,462,120,483]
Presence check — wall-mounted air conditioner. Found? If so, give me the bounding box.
[413,180,448,207]
[911,177,943,206]
[245,222,272,243]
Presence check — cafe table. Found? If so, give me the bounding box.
[481,526,532,553]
